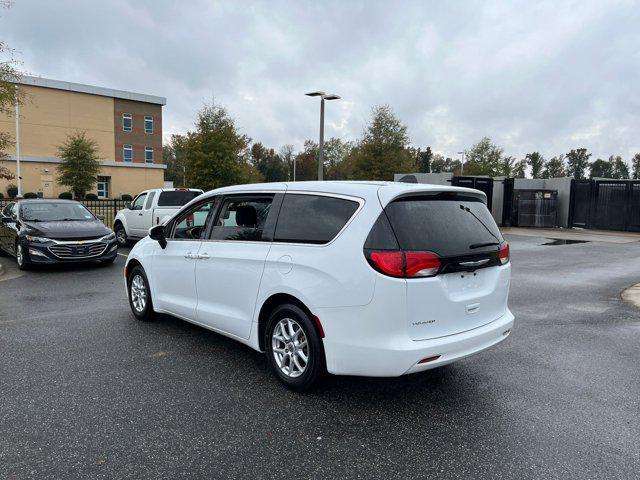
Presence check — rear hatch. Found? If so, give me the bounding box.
[364,190,510,340]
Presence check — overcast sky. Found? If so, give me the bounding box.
[2,0,640,162]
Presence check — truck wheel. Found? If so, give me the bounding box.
[115,224,129,247]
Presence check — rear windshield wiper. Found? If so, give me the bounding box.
[469,241,500,250]
[459,205,501,243]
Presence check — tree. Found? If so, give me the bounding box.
[525,152,544,179]
[350,105,414,180]
[324,137,354,180]
[542,155,566,178]
[589,158,612,178]
[293,140,319,181]
[632,153,640,180]
[279,144,295,180]
[56,132,101,198]
[430,154,461,174]
[163,134,188,187]
[608,155,630,179]
[565,148,591,179]
[1,5,23,180]
[417,146,433,173]
[183,102,254,191]
[250,142,287,182]
[511,159,527,178]
[463,137,504,176]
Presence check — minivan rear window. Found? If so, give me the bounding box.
[157,190,201,207]
[383,195,503,257]
[274,194,359,244]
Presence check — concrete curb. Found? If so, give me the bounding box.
[621,283,640,309]
[0,261,4,277]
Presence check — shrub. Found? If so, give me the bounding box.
[121,194,133,201]
[0,192,3,199]
[84,193,98,200]
[58,192,73,200]
[23,192,38,199]
[7,183,17,198]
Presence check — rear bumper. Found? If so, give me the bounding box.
[321,309,514,377]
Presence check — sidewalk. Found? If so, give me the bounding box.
[501,227,640,244]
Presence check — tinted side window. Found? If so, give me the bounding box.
[210,196,273,242]
[274,194,359,244]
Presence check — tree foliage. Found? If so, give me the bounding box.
[542,155,566,178]
[183,102,256,191]
[163,134,188,187]
[350,105,414,180]
[589,158,612,178]
[632,153,640,180]
[250,142,287,182]
[1,7,22,179]
[525,152,544,179]
[417,146,433,173]
[56,131,101,198]
[565,148,591,179]
[430,154,461,174]
[464,137,505,176]
[608,155,630,179]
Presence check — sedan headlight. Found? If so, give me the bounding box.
[101,232,116,242]
[25,235,52,244]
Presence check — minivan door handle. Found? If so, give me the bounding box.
[184,252,198,259]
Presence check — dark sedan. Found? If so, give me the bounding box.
[0,199,118,270]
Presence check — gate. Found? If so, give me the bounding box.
[569,179,640,231]
[451,176,494,210]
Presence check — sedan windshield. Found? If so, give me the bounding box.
[20,202,95,222]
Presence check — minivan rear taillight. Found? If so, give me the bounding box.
[499,242,510,265]
[368,250,440,278]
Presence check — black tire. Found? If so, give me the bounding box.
[115,224,129,247]
[15,243,30,271]
[265,304,325,392]
[127,265,155,321]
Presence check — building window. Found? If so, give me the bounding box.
[97,176,111,199]
[123,144,133,162]
[122,113,132,132]
[144,115,153,134]
[145,146,154,163]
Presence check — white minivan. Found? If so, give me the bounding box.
[124,181,514,390]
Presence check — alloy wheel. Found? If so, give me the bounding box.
[130,274,147,312]
[16,244,24,267]
[271,318,309,378]
[116,228,127,246]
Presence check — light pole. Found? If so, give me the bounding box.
[305,91,340,181]
[458,151,466,175]
[15,85,22,197]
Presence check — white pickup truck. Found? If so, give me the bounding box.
[113,188,203,246]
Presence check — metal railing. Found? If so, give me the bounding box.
[0,198,128,227]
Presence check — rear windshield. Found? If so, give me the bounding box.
[383,195,503,257]
[157,190,201,207]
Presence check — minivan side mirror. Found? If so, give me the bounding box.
[125,203,132,210]
[149,224,167,249]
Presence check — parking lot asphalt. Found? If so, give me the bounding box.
[1,236,639,479]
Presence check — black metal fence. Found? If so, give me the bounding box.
[0,198,128,227]
[569,179,640,232]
